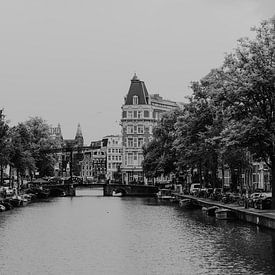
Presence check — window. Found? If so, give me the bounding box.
[127,125,134,134]
[137,111,142,118]
[133,96,138,105]
[144,110,149,117]
[128,111,133,118]
[134,125,137,134]
[133,152,138,162]
[108,156,111,160]
[128,153,133,165]
[138,138,144,147]
[133,137,138,148]
[137,125,144,134]
[134,110,137,118]
[127,138,133,147]
[122,111,127,118]
[138,153,144,165]
[108,148,111,153]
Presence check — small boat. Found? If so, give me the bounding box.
[112,191,123,197]
[22,194,32,203]
[179,199,200,209]
[9,196,23,207]
[0,204,6,212]
[1,200,13,210]
[215,208,235,220]
[202,206,219,216]
[157,189,174,200]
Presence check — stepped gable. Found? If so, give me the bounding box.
[124,74,149,105]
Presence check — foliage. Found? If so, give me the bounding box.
[142,109,182,179]
[143,19,275,205]
[0,110,10,183]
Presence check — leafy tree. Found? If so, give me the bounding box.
[24,117,58,177]
[0,110,10,185]
[213,20,275,207]
[142,109,182,181]
[174,87,220,188]
[9,123,36,187]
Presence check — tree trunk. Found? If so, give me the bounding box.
[271,156,275,210]
[17,169,20,192]
[0,163,3,185]
[199,162,203,186]
[221,162,225,193]
[9,165,12,188]
[230,168,238,192]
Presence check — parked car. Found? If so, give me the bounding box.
[248,192,261,208]
[210,188,223,201]
[221,192,240,204]
[254,192,272,209]
[190,183,201,195]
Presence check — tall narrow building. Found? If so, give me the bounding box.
[120,74,180,184]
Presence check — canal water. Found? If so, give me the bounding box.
[1,188,275,275]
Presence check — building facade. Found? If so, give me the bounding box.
[49,123,84,177]
[120,74,181,185]
[103,135,122,182]
[80,140,106,182]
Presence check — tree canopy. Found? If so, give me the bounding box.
[143,19,275,207]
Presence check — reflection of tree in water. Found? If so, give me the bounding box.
[213,223,275,274]
[178,210,275,274]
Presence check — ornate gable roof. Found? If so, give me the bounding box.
[124,74,149,105]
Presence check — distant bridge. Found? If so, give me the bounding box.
[43,183,158,197]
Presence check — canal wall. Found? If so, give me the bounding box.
[174,193,275,230]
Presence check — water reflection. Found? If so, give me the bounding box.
[0,190,274,275]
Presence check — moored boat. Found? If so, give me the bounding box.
[1,200,13,210]
[9,196,23,207]
[202,206,219,216]
[215,208,235,220]
[179,199,201,209]
[0,203,6,212]
[112,191,123,197]
[157,189,174,201]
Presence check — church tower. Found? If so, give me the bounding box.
[75,123,84,147]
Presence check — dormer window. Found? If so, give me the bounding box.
[133,96,138,105]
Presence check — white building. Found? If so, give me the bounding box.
[103,135,122,182]
[120,74,181,185]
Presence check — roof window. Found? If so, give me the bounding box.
[133,95,138,105]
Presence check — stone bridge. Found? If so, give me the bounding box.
[103,184,158,197]
[43,183,158,197]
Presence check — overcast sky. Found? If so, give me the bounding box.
[1,0,275,143]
